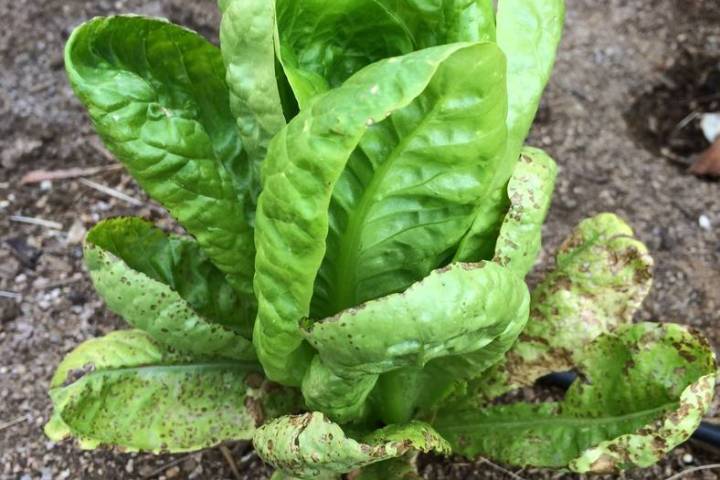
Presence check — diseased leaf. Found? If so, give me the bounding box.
[492,147,557,277]
[253,43,508,386]
[434,323,717,472]
[84,218,255,360]
[302,262,529,423]
[477,213,654,401]
[254,412,449,479]
[65,16,256,319]
[396,147,556,412]
[220,0,287,194]
[45,330,298,453]
[455,0,565,262]
[371,150,555,423]
[275,0,498,107]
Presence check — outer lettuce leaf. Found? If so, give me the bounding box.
[477,213,654,401]
[84,218,255,360]
[455,0,565,262]
[46,330,299,452]
[253,43,508,386]
[65,16,257,320]
[254,412,449,479]
[302,262,529,423]
[492,147,557,277]
[434,323,717,472]
[219,0,288,191]
[275,0,498,107]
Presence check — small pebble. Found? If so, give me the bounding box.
[682,453,694,464]
[699,214,712,231]
[166,466,180,478]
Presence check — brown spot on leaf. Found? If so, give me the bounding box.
[244,397,265,427]
[589,454,617,473]
[62,363,96,387]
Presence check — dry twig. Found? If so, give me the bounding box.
[140,453,196,479]
[220,444,243,480]
[665,463,720,480]
[0,290,21,300]
[21,165,122,184]
[78,178,143,206]
[0,414,31,432]
[35,275,83,292]
[88,136,117,162]
[9,215,63,230]
[477,458,528,480]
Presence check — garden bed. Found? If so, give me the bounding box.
[1,0,719,478]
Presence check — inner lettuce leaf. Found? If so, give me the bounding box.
[303,261,529,423]
[275,0,497,107]
[454,0,565,262]
[311,42,509,318]
[253,42,508,386]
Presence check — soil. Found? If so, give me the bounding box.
[1,0,719,479]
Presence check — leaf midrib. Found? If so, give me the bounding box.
[331,100,445,314]
[438,403,674,432]
[55,361,261,390]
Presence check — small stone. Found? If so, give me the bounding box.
[182,457,198,472]
[0,299,20,323]
[40,179,52,191]
[166,466,180,478]
[138,465,155,477]
[66,220,87,245]
[682,453,694,464]
[699,214,712,231]
[701,113,720,143]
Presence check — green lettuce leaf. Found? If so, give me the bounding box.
[434,323,717,472]
[275,0,498,107]
[253,42,508,386]
[219,0,288,192]
[492,146,557,277]
[312,44,509,319]
[355,457,422,480]
[65,16,256,319]
[46,330,298,452]
[455,0,565,261]
[477,213,654,401]
[84,217,255,360]
[498,0,565,157]
[302,262,529,423]
[254,412,449,479]
[370,149,555,423]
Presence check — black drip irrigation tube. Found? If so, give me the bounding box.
[539,372,720,448]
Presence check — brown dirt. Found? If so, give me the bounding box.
[1,0,719,479]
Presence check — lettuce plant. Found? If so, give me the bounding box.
[47,0,718,477]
